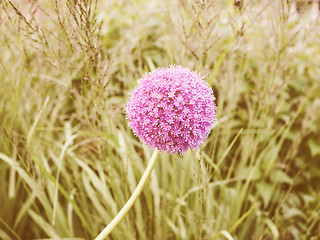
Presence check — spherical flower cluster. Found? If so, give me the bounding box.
[125,65,216,154]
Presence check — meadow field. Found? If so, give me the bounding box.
[0,0,320,239]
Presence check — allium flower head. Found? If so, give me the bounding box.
[125,65,216,154]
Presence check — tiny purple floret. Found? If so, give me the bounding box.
[125,65,217,154]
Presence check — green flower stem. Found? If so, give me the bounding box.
[95,148,160,240]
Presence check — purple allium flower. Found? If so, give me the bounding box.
[125,65,216,154]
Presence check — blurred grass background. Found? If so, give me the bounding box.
[0,0,320,239]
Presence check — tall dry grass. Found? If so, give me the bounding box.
[0,0,319,239]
